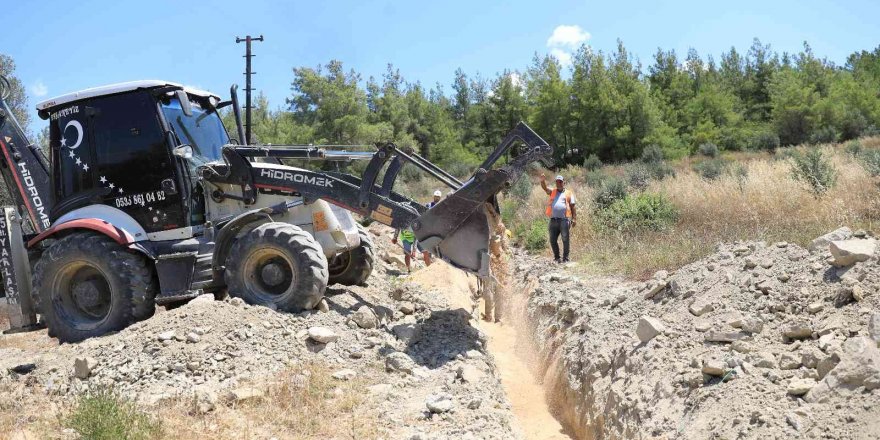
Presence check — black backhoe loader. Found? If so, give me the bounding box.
[0,75,552,342]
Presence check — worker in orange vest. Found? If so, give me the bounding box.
[540,173,577,263]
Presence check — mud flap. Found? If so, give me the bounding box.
[0,207,39,332]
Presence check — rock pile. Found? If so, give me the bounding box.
[514,227,880,440]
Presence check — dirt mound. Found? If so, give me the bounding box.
[0,224,519,439]
[514,233,880,439]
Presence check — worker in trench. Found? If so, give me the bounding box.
[476,203,510,322]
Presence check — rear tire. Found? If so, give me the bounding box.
[33,232,156,343]
[224,222,328,312]
[328,224,375,286]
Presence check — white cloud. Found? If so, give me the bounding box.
[30,80,48,98]
[550,48,573,67]
[509,72,523,88]
[547,25,590,49]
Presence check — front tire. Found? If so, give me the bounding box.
[328,224,375,286]
[224,222,328,312]
[33,232,156,343]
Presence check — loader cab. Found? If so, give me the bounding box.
[37,81,228,240]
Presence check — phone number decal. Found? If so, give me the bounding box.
[114,190,166,208]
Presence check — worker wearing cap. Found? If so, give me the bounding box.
[540,173,577,263]
[419,190,444,266]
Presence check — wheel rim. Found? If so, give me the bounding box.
[53,261,113,330]
[242,246,297,303]
[328,250,353,276]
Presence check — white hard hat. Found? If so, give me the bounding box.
[433,190,442,197]
[555,175,564,181]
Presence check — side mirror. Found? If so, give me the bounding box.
[173,145,193,159]
[176,90,193,116]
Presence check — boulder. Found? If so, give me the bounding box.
[779,353,802,370]
[331,369,357,381]
[701,358,727,376]
[787,378,817,396]
[806,337,880,402]
[689,298,714,317]
[783,322,813,340]
[350,306,379,329]
[385,352,417,374]
[426,393,454,414]
[457,364,486,383]
[74,357,98,379]
[829,239,877,267]
[809,227,852,251]
[307,327,339,344]
[869,313,880,345]
[636,316,665,343]
[704,331,749,343]
[226,387,264,404]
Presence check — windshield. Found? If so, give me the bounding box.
[159,95,228,167]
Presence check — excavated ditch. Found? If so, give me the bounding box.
[507,233,880,440]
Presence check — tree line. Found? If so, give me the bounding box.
[5,39,880,174]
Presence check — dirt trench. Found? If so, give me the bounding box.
[409,260,583,440]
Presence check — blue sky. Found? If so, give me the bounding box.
[4,0,878,127]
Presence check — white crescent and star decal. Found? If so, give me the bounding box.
[60,120,84,150]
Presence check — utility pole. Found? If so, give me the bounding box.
[235,34,263,145]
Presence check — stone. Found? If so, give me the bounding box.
[399,302,416,315]
[869,313,880,345]
[741,317,764,334]
[386,352,416,374]
[702,359,727,376]
[426,394,454,414]
[806,337,880,402]
[783,322,813,340]
[74,357,98,379]
[751,352,777,369]
[689,299,714,317]
[457,364,485,383]
[809,227,852,251]
[331,369,357,381]
[226,387,264,404]
[853,284,870,302]
[316,298,330,313]
[829,239,877,267]
[787,378,817,396]
[466,398,482,410]
[392,323,419,343]
[816,354,840,379]
[157,331,176,342]
[636,316,665,343]
[307,327,339,344]
[643,281,666,299]
[367,383,393,396]
[779,353,802,370]
[193,388,218,414]
[807,302,824,314]
[229,297,245,307]
[350,306,379,329]
[704,331,749,343]
[185,332,201,343]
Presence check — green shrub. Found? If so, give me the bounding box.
[514,218,547,251]
[809,126,839,145]
[640,145,665,164]
[595,193,678,231]
[625,165,651,191]
[65,388,162,440]
[749,131,780,151]
[693,159,727,180]
[507,174,532,202]
[585,170,608,188]
[583,154,603,171]
[731,163,749,190]
[859,149,880,176]
[698,143,720,158]
[790,148,837,195]
[646,161,676,180]
[845,140,863,157]
[593,178,628,210]
[774,147,799,161]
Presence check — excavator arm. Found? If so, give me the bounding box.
[202,122,553,276]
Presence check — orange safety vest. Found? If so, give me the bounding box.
[545,189,573,218]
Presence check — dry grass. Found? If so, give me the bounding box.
[508,139,880,279]
[0,361,381,440]
[156,361,381,440]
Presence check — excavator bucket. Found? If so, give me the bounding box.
[413,122,553,276]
